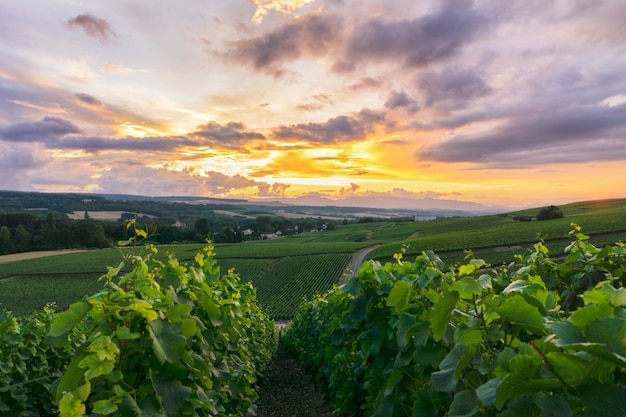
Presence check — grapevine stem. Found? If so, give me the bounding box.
[530,340,574,392]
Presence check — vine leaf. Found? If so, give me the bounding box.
[147,321,186,364]
[48,302,91,338]
[387,280,411,313]
[493,295,545,335]
[429,290,459,341]
[448,389,479,417]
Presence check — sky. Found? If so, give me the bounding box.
[1,0,625,209]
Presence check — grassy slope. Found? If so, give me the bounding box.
[1,199,625,317]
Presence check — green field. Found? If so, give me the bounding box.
[1,198,625,318]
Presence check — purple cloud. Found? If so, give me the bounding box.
[75,93,103,106]
[191,121,265,148]
[227,13,343,77]
[418,103,626,165]
[67,13,117,43]
[272,109,385,144]
[385,91,419,113]
[333,1,488,72]
[0,117,82,143]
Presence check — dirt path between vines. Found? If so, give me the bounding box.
[257,341,333,417]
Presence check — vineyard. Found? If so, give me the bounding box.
[1,232,278,416]
[283,226,626,416]
[2,199,626,318]
[1,199,626,415]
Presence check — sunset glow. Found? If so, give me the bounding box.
[1,1,625,209]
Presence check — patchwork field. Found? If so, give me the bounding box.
[1,198,625,318]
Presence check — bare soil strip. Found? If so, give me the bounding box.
[0,250,87,264]
[257,341,333,417]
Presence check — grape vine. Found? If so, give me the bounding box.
[1,220,278,416]
[283,225,626,416]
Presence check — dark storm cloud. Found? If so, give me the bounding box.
[75,93,103,106]
[333,0,488,72]
[227,13,343,76]
[191,121,265,147]
[419,67,492,108]
[67,13,117,43]
[384,91,419,113]
[418,103,626,164]
[0,116,82,142]
[272,109,385,144]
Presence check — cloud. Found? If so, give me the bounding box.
[226,13,344,76]
[332,0,488,72]
[384,91,419,113]
[0,116,82,142]
[0,143,49,191]
[418,103,626,165]
[251,0,316,23]
[191,121,266,148]
[66,13,117,43]
[418,67,492,110]
[52,136,196,153]
[75,93,103,106]
[347,77,383,91]
[297,93,335,111]
[339,182,360,195]
[272,109,384,144]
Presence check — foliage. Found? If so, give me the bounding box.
[537,205,564,221]
[0,305,77,416]
[46,223,277,416]
[283,225,626,416]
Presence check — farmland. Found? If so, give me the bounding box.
[1,198,626,318]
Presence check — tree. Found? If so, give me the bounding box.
[14,224,32,250]
[536,205,563,221]
[0,226,12,254]
[194,217,210,237]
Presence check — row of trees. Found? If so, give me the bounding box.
[0,211,341,255]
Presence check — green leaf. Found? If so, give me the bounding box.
[92,399,118,415]
[567,342,626,368]
[432,344,468,392]
[496,354,560,409]
[569,302,613,331]
[584,284,626,307]
[54,357,86,402]
[544,351,593,385]
[58,391,86,417]
[127,302,158,321]
[78,354,116,381]
[547,321,585,346]
[387,280,411,312]
[476,377,502,407]
[585,317,626,356]
[395,312,417,349]
[350,293,369,323]
[204,299,223,327]
[493,295,545,335]
[578,382,626,417]
[116,325,141,340]
[150,369,192,415]
[384,369,404,396]
[429,290,459,341]
[448,389,479,417]
[450,277,484,299]
[48,301,91,338]
[147,320,187,364]
[165,304,193,321]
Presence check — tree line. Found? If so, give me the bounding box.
[0,211,339,255]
